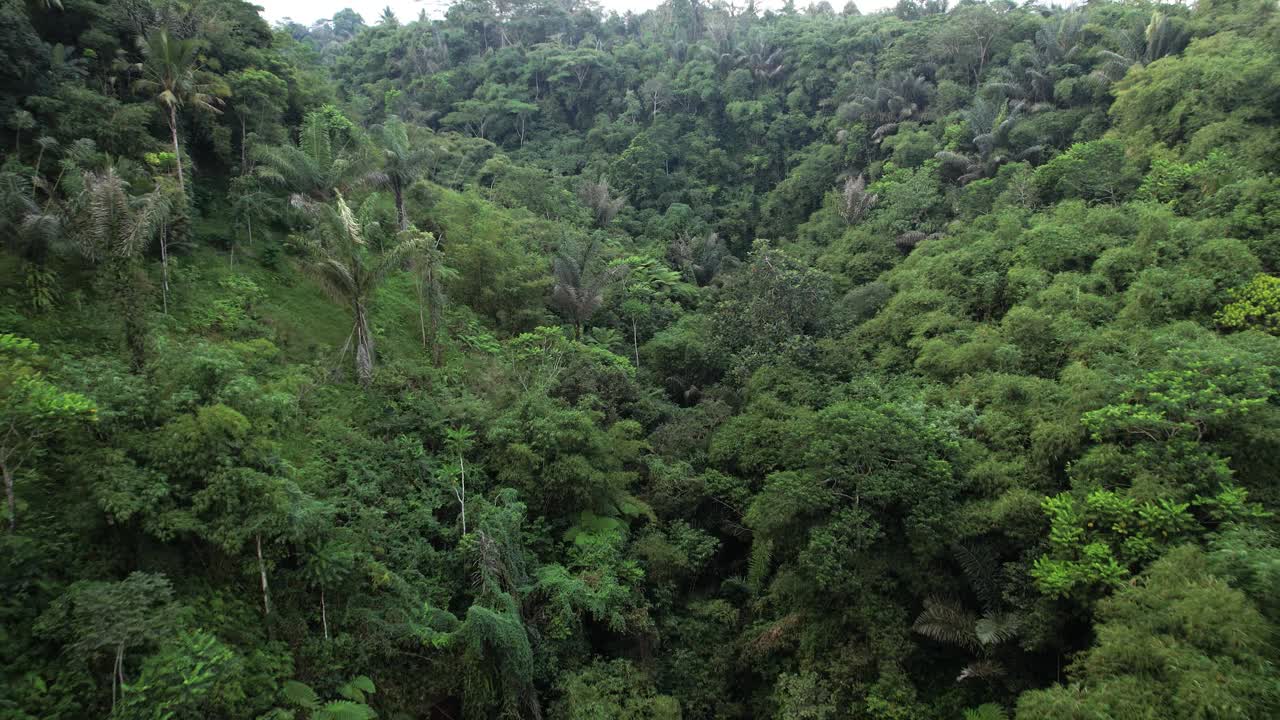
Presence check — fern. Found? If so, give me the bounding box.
[315,700,377,720]
[338,675,375,703]
[282,680,321,710]
[963,702,1008,720]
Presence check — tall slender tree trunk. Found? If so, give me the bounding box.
[3,459,14,533]
[240,115,248,175]
[457,454,467,534]
[320,588,329,640]
[632,318,640,370]
[169,105,184,193]
[353,302,375,386]
[416,276,428,349]
[112,644,126,708]
[159,220,169,314]
[256,532,271,615]
[394,181,407,231]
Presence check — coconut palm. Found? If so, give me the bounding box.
[368,116,431,230]
[134,30,226,192]
[299,192,433,385]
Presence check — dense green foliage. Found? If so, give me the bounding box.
[2,0,1280,718]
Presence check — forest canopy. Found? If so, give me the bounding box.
[2,0,1279,718]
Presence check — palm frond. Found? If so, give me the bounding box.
[957,659,1006,682]
[913,596,980,652]
[975,611,1021,647]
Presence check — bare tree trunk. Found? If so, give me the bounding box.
[354,302,375,386]
[457,455,467,534]
[3,459,14,533]
[320,588,329,640]
[632,318,640,370]
[240,115,248,175]
[256,532,271,615]
[112,644,125,708]
[169,105,184,193]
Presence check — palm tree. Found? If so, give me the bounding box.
[70,169,176,370]
[299,192,432,385]
[839,71,932,142]
[368,116,431,230]
[134,30,226,192]
[837,175,878,225]
[407,227,456,367]
[1094,11,1188,83]
[551,236,629,340]
[912,545,1023,682]
[255,109,368,213]
[578,176,626,228]
[935,99,1040,185]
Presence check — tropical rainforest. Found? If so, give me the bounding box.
[2,0,1280,717]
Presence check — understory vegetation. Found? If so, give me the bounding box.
[2,0,1280,718]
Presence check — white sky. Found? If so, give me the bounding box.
[254,0,898,26]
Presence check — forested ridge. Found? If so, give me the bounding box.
[2,0,1280,717]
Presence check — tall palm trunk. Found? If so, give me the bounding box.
[255,533,272,615]
[320,588,329,640]
[393,179,407,231]
[169,105,185,192]
[159,220,170,314]
[353,300,375,386]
